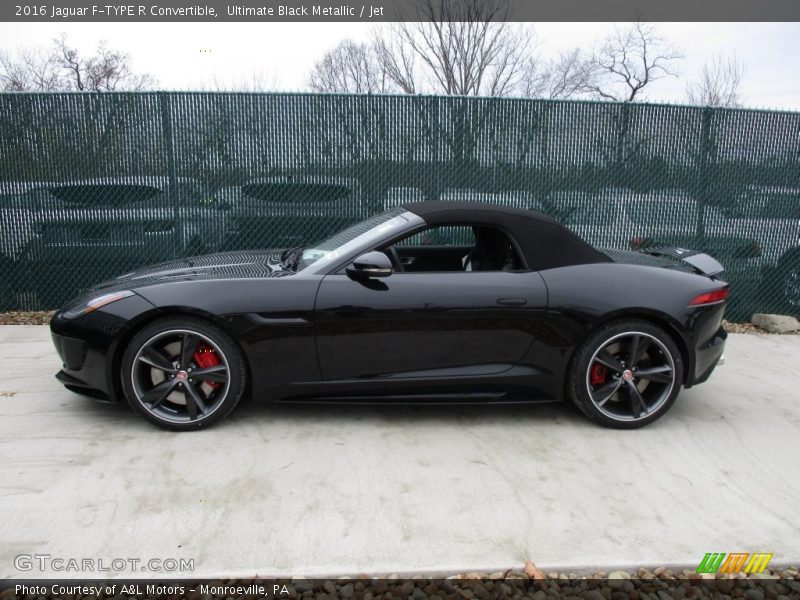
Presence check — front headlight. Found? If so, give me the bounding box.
[61,290,135,319]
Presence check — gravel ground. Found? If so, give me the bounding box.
[297,563,800,598]
[0,310,54,325]
[721,320,770,334]
[1,564,799,599]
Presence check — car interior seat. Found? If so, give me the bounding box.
[466,226,518,271]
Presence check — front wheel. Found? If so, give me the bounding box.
[121,316,246,431]
[567,319,684,429]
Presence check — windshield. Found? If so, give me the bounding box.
[297,207,408,271]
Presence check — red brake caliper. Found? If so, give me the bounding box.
[193,344,221,389]
[590,363,608,386]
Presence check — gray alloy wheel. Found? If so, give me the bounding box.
[567,319,684,429]
[585,331,676,422]
[121,317,246,430]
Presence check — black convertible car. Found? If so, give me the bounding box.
[50,202,728,431]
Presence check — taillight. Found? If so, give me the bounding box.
[689,287,729,306]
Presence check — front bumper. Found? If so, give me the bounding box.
[55,369,113,402]
[51,327,115,402]
[50,292,158,403]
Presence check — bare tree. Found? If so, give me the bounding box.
[308,40,391,93]
[686,54,745,107]
[585,22,682,102]
[0,47,62,91]
[0,35,155,92]
[372,31,417,94]
[520,49,595,100]
[378,0,536,97]
[306,1,608,101]
[307,1,537,97]
[54,35,155,91]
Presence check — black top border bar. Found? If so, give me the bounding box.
[2,0,800,22]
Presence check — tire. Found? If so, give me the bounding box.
[120,316,246,431]
[566,319,684,429]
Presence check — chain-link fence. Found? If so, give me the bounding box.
[1,92,799,320]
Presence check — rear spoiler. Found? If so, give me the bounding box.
[643,246,725,278]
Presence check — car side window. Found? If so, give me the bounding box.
[384,224,523,273]
[396,225,474,247]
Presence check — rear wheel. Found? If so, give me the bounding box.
[121,316,246,431]
[567,319,684,429]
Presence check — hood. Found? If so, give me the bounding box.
[91,249,294,293]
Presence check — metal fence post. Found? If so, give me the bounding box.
[695,107,714,241]
[433,95,440,201]
[159,92,179,257]
[159,92,177,189]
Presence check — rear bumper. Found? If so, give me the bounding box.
[688,324,727,387]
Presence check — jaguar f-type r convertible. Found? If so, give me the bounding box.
[51,202,728,430]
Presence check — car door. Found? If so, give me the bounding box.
[313,225,549,381]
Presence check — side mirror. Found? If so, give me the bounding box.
[346,251,393,279]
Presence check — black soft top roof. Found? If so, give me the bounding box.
[402,201,610,271]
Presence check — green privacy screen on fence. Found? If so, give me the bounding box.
[1,92,799,320]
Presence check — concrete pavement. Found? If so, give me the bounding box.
[0,325,798,578]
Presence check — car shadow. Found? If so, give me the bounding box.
[62,392,590,433]
[230,397,585,428]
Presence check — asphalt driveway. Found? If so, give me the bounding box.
[0,325,798,578]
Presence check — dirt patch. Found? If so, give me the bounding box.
[0,311,55,325]
[722,319,767,334]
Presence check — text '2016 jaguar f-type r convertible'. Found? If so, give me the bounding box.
[51,202,728,431]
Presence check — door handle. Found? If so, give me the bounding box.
[496,297,527,306]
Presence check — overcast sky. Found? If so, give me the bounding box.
[1,22,799,109]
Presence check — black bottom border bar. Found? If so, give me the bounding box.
[2,574,800,600]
